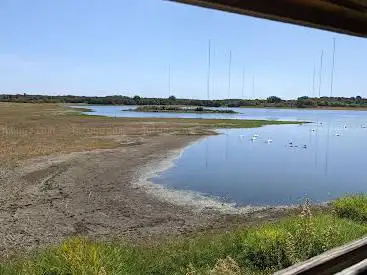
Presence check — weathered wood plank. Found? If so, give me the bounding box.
[274,237,367,275]
[169,0,367,37]
[336,258,367,275]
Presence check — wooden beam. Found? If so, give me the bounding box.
[336,258,367,275]
[169,0,367,37]
[274,237,367,275]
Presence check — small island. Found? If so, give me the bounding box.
[124,106,238,114]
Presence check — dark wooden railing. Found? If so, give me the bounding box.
[169,0,367,37]
[274,237,367,275]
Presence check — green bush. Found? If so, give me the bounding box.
[332,194,367,223]
[237,201,367,271]
[267,96,282,104]
[296,96,316,108]
[240,227,290,270]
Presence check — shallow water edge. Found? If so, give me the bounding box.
[133,135,298,214]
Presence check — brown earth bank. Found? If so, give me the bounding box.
[0,103,297,260]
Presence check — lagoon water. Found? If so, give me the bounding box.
[80,106,367,206]
[76,105,366,122]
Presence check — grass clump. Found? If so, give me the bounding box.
[240,226,290,271]
[237,200,367,271]
[331,194,367,223]
[1,238,143,275]
[186,256,243,275]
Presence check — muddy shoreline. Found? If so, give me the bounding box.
[0,134,294,259]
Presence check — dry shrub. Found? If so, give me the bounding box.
[186,256,241,275]
[210,256,241,275]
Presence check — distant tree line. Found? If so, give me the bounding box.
[1,93,366,109]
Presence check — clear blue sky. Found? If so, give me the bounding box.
[1,0,366,99]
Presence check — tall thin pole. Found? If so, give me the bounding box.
[227,50,232,99]
[318,50,323,97]
[168,64,171,97]
[241,64,245,99]
[312,66,316,97]
[252,76,255,99]
[207,40,211,100]
[330,37,336,97]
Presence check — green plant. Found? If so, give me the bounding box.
[195,107,204,112]
[186,256,243,275]
[283,200,337,261]
[267,96,282,104]
[236,200,367,271]
[332,194,367,223]
[240,226,290,270]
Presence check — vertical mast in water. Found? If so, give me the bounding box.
[225,50,232,161]
[168,64,171,97]
[324,38,336,175]
[252,76,255,99]
[330,37,336,97]
[318,50,323,97]
[241,64,245,99]
[207,40,211,100]
[312,66,316,97]
[205,40,211,168]
[228,50,232,99]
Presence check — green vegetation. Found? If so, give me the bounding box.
[115,117,304,130]
[0,103,303,166]
[129,105,238,114]
[239,201,366,272]
[1,197,366,275]
[70,107,94,113]
[2,93,367,109]
[266,96,282,104]
[332,194,367,223]
[296,96,317,108]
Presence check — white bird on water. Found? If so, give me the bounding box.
[266,138,272,143]
[251,136,257,141]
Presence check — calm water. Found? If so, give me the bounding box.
[77,105,367,122]
[79,105,367,206]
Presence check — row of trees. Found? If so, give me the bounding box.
[294,96,367,108]
[1,93,366,109]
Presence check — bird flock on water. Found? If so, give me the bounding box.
[238,123,367,148]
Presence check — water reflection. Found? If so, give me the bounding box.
[325,121,330,176]
[153,121,367,206]
[77,105,367,206]
[77,105,367,122]
[205,137,209,170]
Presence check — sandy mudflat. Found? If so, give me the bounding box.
[0,103,301,259]
[0,134,294,259]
